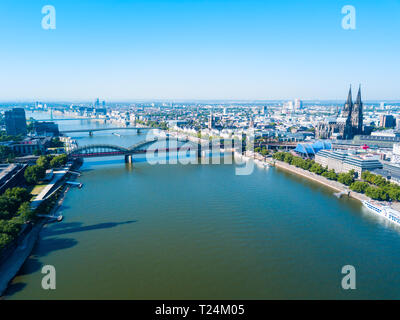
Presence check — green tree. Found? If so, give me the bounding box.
[291,156,305,168]
[337,172,354,186]
[322,169,338,181]
[4,187,31,203]
[365,186,388,201]
[24,165,45,185]
[283,153,293,164]
[350,181,369,193]
[0,145,15,162]
[361,170,372,181]
[0,233,13,249]
[0,219,21,236]
[0,196,20,220]
[272,152,286,161]
[17,202,35,222]
[310,163,325,175]
[49,138,64,148]
[36,155,53,169]
[50,154,67,168]
[371,175,388,187]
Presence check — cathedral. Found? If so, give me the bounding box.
[316,86,363,140]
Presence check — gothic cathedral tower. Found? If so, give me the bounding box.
[352,85,363,135]
[342,86,354,139]
[342,85,353,119]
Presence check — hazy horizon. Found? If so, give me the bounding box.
[1,0,399,100]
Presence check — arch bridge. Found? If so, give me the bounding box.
[67,137,232,163]
[60,126,158,136]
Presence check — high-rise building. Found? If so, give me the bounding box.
[249,117,254,128]
[33,121,59,136]
[208,112,215,129]
[5,108,27,136]
[261,106,267,114]
[294,99,303,110]
[380,115,396,128]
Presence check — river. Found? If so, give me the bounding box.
[4,111,400,299]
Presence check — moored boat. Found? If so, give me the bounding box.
[362,200,400,226]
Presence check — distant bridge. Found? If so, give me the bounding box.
[34,118,94,121]
[60,127,158,136]
[67,137,231,163]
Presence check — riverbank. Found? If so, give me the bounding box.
[0,160,82,297]
[266,158,371,203]
[0,220,45,297]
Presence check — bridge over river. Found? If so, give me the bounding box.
[60,126,157,136]
[68,136,234,163]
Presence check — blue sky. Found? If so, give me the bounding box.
[0,0,399,101]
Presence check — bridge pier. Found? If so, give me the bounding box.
[125,154,132,163]
[197,144,201,160]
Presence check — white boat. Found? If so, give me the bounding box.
[362,200,400,226]
[254,159,269,169]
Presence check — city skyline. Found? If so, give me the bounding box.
[0,0,399,101]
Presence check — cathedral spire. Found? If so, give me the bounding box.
[342,85,353,119]
[355,84,362,105]
[346,85,353,105]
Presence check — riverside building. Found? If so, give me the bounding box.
[315,150,382,176]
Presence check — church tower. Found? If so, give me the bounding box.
[352,85,363,134]
[342,85,354,139]
[342,85,353,119]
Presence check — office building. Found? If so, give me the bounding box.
[5,108,27,136]
[380,115,396,128]
[315,150,382,177]
[33,121,60,136]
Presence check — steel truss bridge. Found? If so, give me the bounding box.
[60,127,158,135]
[67,137,231,162]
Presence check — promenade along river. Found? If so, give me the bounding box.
[5,114,400,299]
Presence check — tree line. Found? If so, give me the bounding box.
[272,152,400,201]
[0,187,35,250]
[0,154,69,250]
[254,146,270,156]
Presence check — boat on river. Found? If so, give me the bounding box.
[362,200,400,226]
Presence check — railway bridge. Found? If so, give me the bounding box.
[67,137,233,163]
